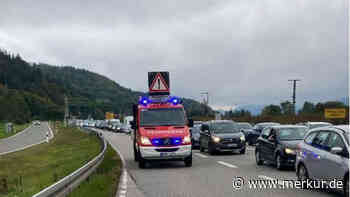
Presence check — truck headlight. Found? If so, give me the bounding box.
[285,148,295,155]
[183,135,191,144]
[140,136,152,145]
[212,136,220,143]
[240,135,245,141]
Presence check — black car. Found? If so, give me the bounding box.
[236,122,253,139]
[247,122,280,145]
[255,125,308,170]
[190,125,201,149]
[199,120,246,155]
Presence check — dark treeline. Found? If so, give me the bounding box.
[0,49,212,123]
[222,100,349,125]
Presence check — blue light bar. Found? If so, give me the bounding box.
[139,95,182,106]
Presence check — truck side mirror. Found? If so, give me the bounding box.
[188,119,194,127]
[130,121,136,130]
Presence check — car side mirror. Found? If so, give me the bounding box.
[188,119,194,127]
[330,147,343,155]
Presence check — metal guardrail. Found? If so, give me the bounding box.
[32,128,107,197]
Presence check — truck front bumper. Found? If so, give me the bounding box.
[140,145,192,160]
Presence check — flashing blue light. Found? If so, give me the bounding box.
[169,96,182,105]
[152,139,161,145]
[139,96,151,106]
[171,137,182,145]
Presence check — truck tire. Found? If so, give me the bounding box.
[133,143,138,162]
[184,155,192,167]
[138,152,146,169]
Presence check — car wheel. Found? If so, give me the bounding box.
[255,150,263,165]
[200,145,204,152]
[276,154,283,170]
[184,155,192,167]
[344,176,349,197]
[240,148,246,154]
[208,144,215,155]
[297,164,309,189]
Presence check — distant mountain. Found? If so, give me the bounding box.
[0,49,212,123]
[235,104,264,116]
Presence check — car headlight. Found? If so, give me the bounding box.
[117,127,120,130]
[212,136,220,143]
[140,136,152,145]
[183,135,191,144]
[240,135,245,141]
[285,148,295,155]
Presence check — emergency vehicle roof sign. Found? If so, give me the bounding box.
[148,72,170,95]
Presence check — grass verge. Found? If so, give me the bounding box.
[68,144,122,197]
[0,123,31,139]
[0,124,101,197]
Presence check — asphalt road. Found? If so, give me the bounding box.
[103,131,343,197]
[0,122,51,155]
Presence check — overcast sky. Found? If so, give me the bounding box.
[0,0,348,110]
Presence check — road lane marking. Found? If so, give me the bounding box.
[195,153,208,158]
[217,161,238,168]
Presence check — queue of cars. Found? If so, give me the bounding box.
[190,120,349,196]
[74,119,132,134]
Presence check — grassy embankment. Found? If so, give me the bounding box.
[68,144,122,197]
[0,123,31,139]
[0,123,101,197]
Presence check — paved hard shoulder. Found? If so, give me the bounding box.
[0,122,53,155]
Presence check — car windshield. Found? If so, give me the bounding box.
[237,123,252,129]
[278,127,308,141]
[140,108,186,126]
[211,122,239,133]
[254,123,279,130]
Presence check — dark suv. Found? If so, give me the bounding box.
[199,120,246,155]
[255,125,308,170]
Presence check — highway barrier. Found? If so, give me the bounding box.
[32,128,107,197]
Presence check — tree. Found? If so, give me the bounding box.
[299,101,316,114]
[261,105,282,116]
[280,101,293,115]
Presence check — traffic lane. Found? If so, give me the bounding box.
[103,132,242,197]
[102,132,337,197]
[193,149,342,197]
[0,122,50,154]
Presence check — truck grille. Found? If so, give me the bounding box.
[155,148,179,152]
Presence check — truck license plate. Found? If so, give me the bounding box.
[160,152,175,157]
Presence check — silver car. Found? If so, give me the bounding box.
[295,125,349,196]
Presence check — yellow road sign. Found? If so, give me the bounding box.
[324,108,346,119]
[105,112,114,120]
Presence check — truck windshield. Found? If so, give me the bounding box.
[140,108,186,126]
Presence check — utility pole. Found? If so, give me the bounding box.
[288,79,301,115]
[201,92,209,117]
[64,95,69,127]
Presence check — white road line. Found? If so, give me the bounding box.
[194,153,208,158]
[217,161,238,168]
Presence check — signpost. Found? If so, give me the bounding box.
[324,108,346,119]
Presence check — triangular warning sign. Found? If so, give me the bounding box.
[150,73,169,92]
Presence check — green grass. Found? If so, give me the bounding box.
[0,124,101,197]
[0,123,31,139]
[68,144,122,197]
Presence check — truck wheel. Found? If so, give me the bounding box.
[184,156,192,167]
[138,153,146,169]
[133,143,138,162]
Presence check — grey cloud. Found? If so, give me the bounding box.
[0,0,348,109]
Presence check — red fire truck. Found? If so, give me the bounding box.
[131,72,193,168]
